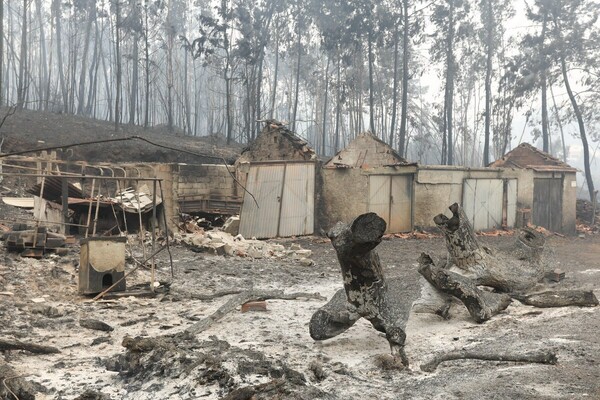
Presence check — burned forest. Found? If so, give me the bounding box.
[1,0,600,398]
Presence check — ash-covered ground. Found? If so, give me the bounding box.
[1,228,599,400]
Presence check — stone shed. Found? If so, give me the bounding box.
[320,132,417,234]
[489,143,577,234]
[235,122,318,239]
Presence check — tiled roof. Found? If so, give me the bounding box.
[489,143,576,171]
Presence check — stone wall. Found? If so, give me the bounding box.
[325,133,405,168]
[175,164,239,200]
[318,168,369,232]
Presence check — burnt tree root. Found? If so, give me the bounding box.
[309,213,411,366]
[434,203,546,292]
[416,203,597,322]
[418,253,512,323]
[420,349,558,372]
[309,288,360,340]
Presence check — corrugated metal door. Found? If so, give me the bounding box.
[389,175,413,232]
[278,163,315,236]
[239,163,315,239]
[239,164,284,238]
[533,178,562,232]
[368,175,391,224]
[369,175,413,233]
[463,179,516,231]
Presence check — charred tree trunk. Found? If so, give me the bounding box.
[309,213,411,365]
[417,203,598,322]
[434,203,545,292]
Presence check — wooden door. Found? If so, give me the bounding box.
[533,178,563,232]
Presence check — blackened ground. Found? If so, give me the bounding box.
[0,107,242,164]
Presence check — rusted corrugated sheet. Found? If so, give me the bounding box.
[27,176,83,203]
[239,164,285,239]
[278,163,315,237]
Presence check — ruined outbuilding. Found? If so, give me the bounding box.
[320,132,417,234]
[489,143,577,234]
[235,121,317,239]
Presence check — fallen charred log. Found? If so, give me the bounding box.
[0,338,60,354]
[420,349,558,372]
[418,253,512,323]
[513,290,599,308]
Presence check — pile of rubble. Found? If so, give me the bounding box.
[175,217,313,265]
[1,224,70,258]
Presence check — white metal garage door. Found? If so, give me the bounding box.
[239,163,315,238]
[368,174,413,233]
[462,178,517,231]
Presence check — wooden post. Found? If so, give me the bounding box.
[85,179,96,238]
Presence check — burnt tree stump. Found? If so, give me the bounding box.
[433,203,545,292]
[416,203,598,322]
[309,213,411,365]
